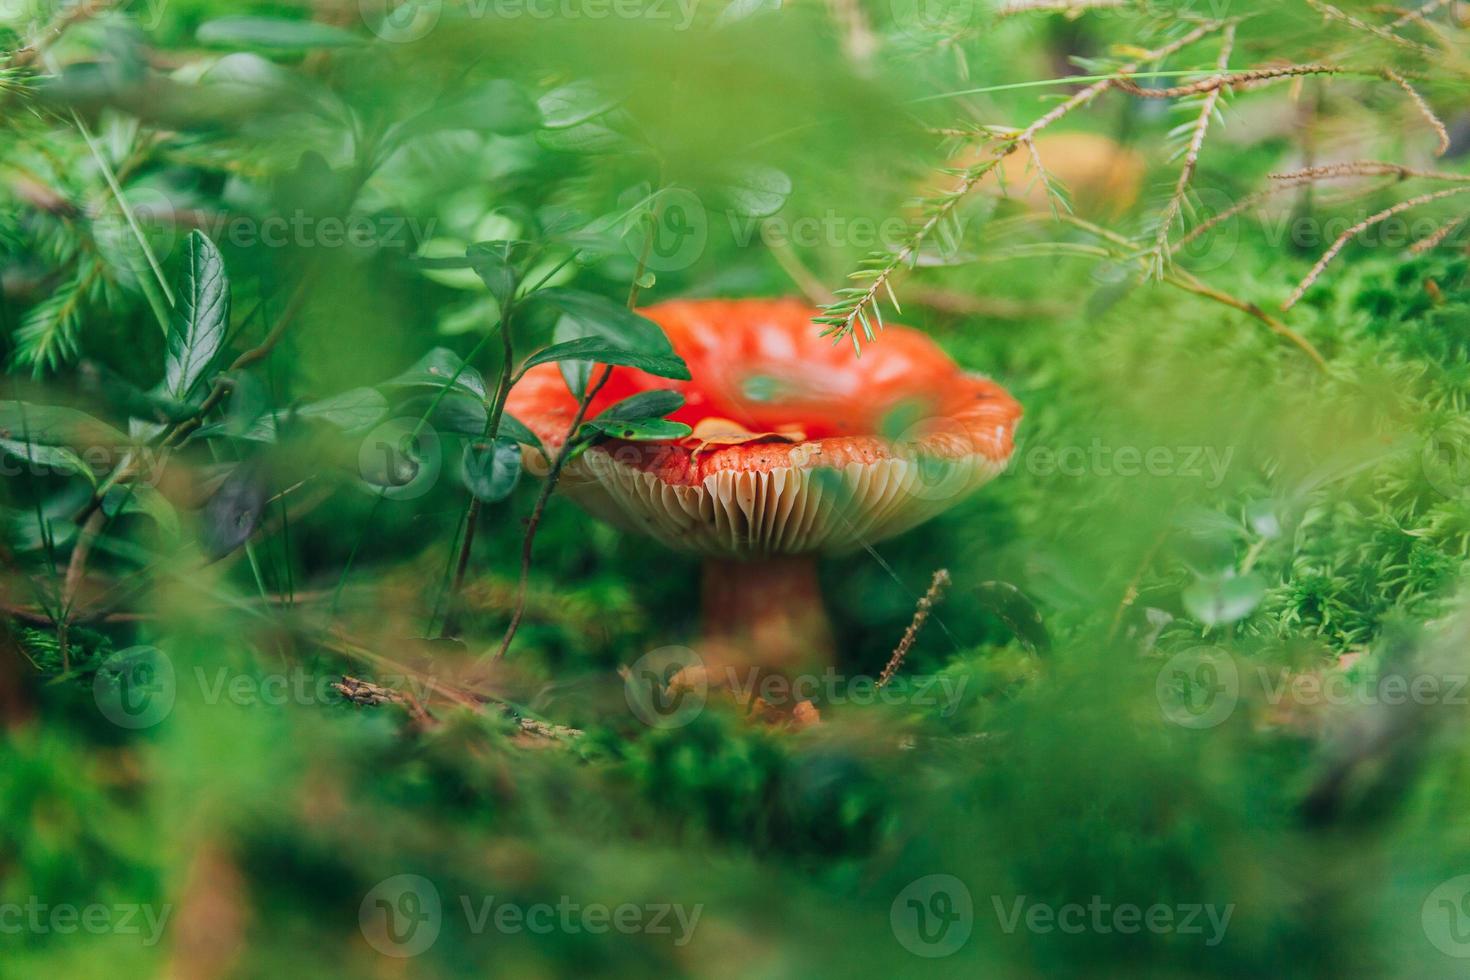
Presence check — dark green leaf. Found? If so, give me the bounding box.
[165,231,230,402]
[461,438,522,502]
[198,16,364,50]
[298,388,387,432]
[526,288,682,362]
[102,486,180,535]
[552,316,593,398]
[79,360,195,425]
[466,241,524,307]
[520,337,689,380]
[0,439,96,484]
[580,418,692,442]
[410,393,543,453]
[202,458,268,560]
[0,402,127,448]
[595,389,685,422]
[382,348,488,400]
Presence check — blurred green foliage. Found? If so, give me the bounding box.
[5,0,1470,976]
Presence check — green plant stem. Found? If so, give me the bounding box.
[492,212,659,661]
[491,364,613,662]
[330,325,503,618]
[440,309,517,637]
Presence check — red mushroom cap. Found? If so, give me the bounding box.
[508,298,1021,556]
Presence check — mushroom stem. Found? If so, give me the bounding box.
[699,556,834,673]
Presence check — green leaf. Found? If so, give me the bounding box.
[535,121,634,155]
[595,389,685,422]
[0,439,96,485]
[202,458,268,560]
[520,337,690,380]
[391,80,540,143]
[537,81,620,129]
[198,16,364,50]
[165,231,230,402]
[721,166,792,217]
[102,486,180,536]
[466,241,525,307]
[497,412,544,453]
[461,438,522,502]
[580,418,692,442]
[1183,573,1265,627]
[382,348,488,400]
[79,360,195,425]
[527,289,683,361]
[552,316,593,399]
[298,388,387,432]
[413,393,544,453]
[0,402,127,449]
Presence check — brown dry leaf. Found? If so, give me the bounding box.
[681,417,806,460]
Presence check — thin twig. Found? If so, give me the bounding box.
[1114,63,1344,99]
[1169,268,1327,369]
[1306,0,1434,52]
[819,20,1226,345]
[1381,68,1451,156]
[1385,0,1455,30]
[56,510,105,672]
[1284,185,1470,309]
[1148,23,1236,276]
[1034,211,1329,368]
[1409,216,1466,254]
[878,570,951,688]
[1269,161,1470,183]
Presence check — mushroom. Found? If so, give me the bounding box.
[507,298,1021,672]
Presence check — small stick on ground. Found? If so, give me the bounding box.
[878,569,952,689]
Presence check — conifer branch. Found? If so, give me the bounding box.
[1146,23,1235,278]
[816,20,1226,349]
[1283,185,1470,310]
